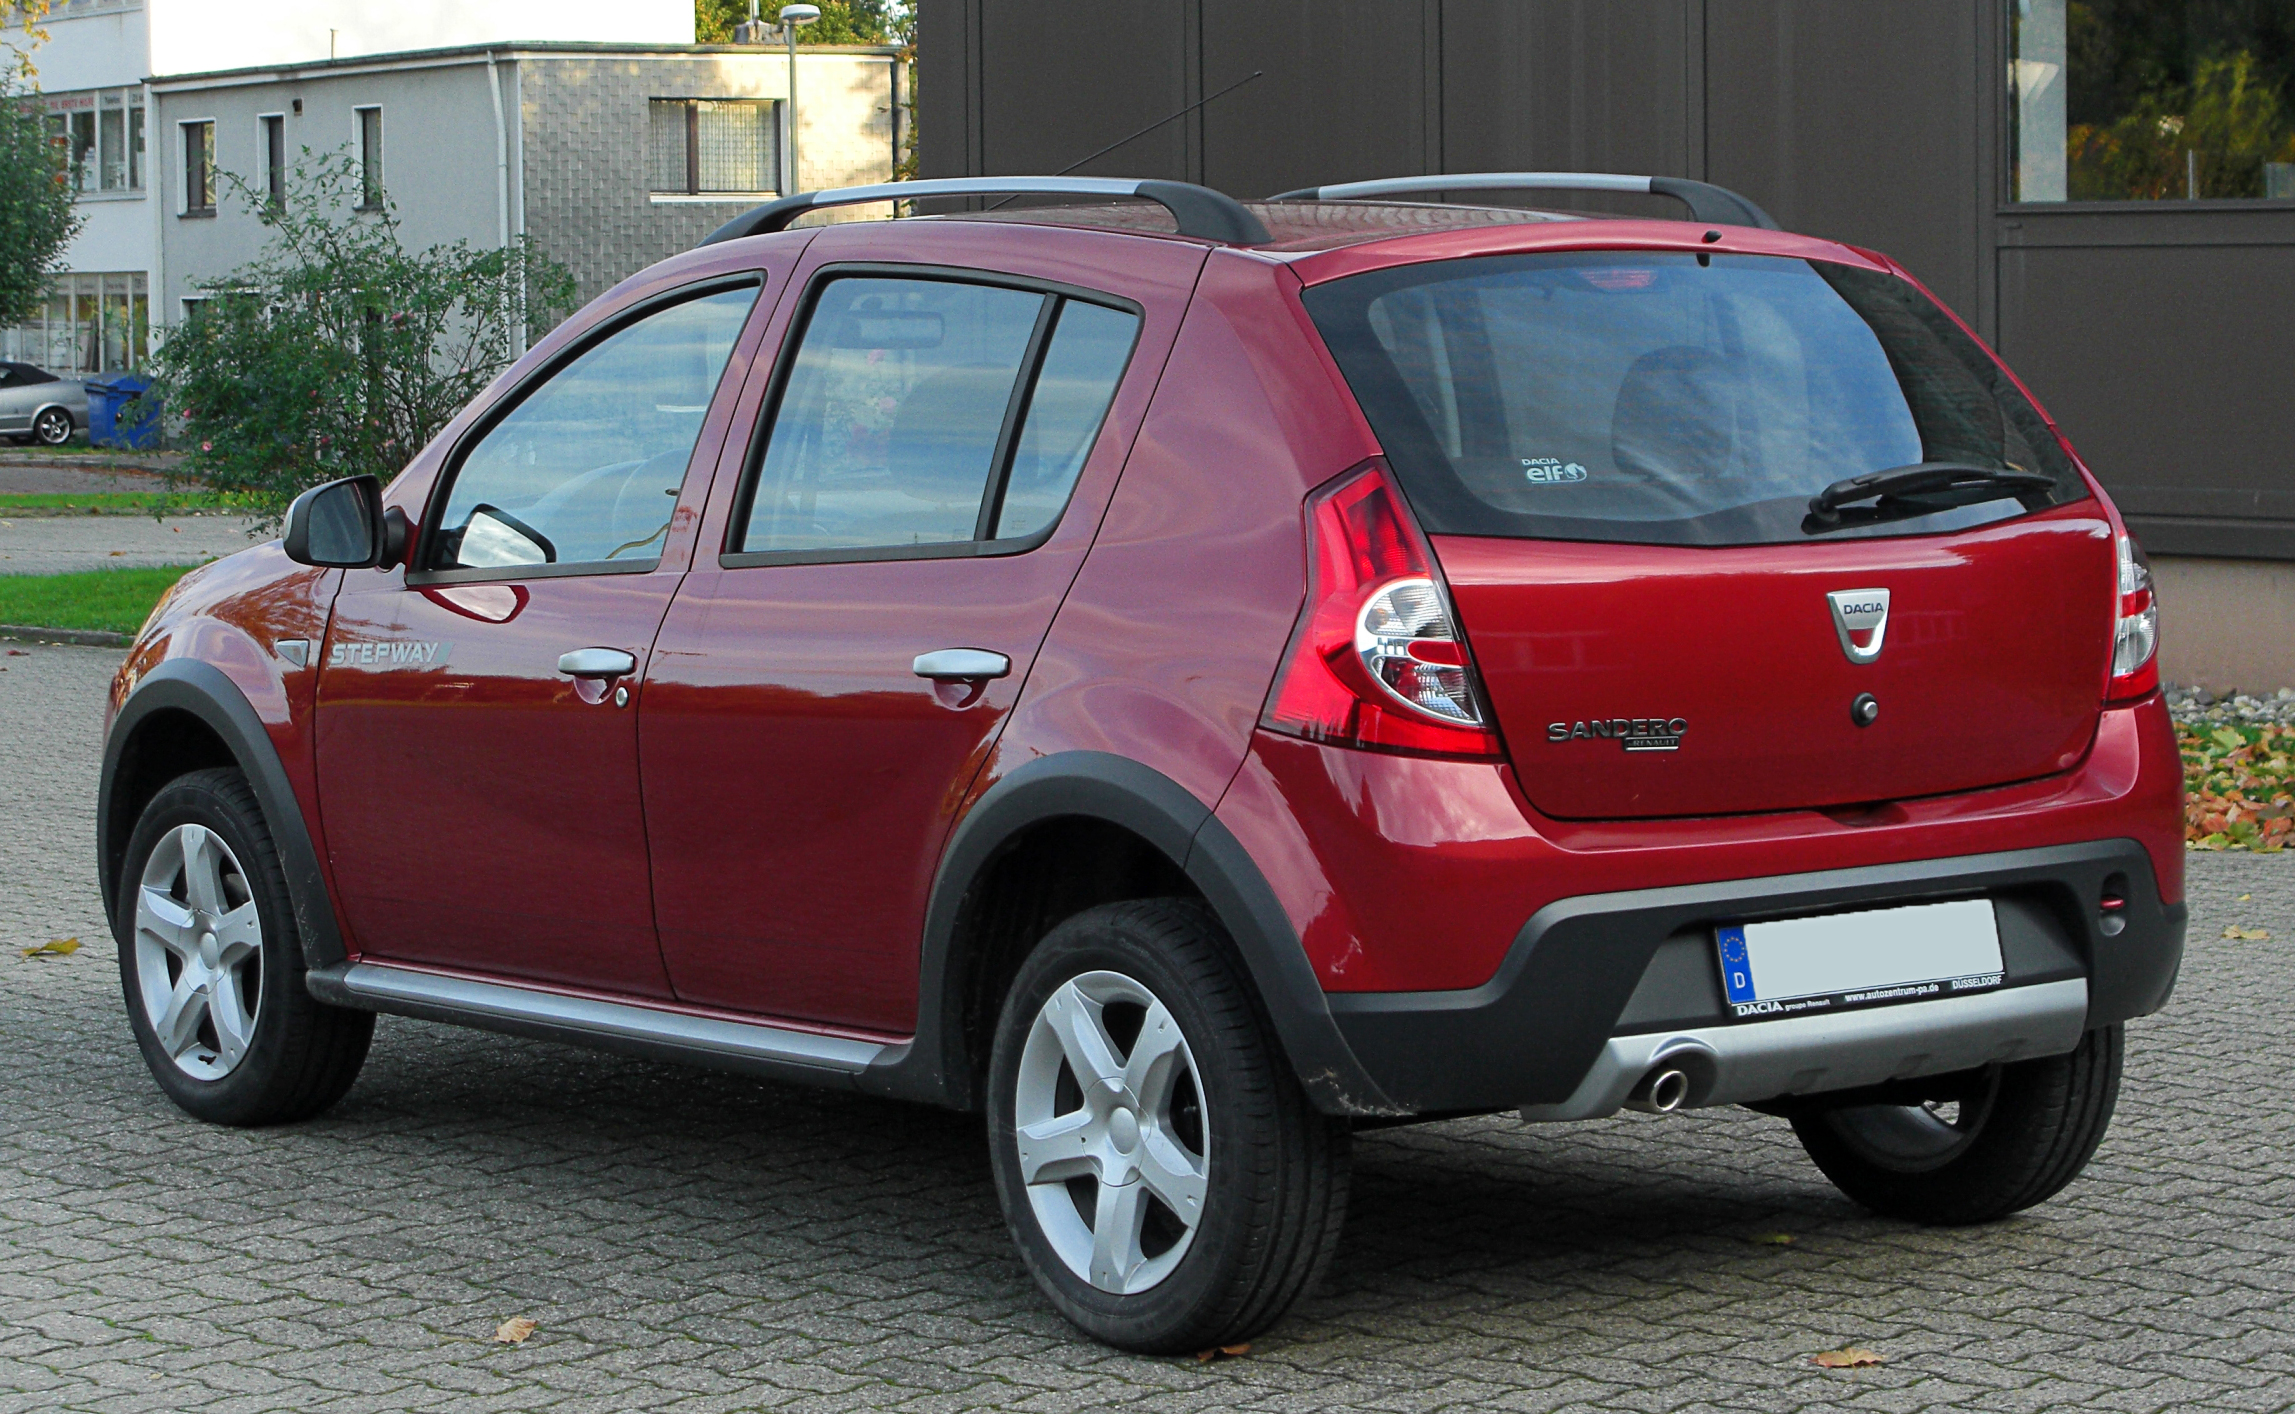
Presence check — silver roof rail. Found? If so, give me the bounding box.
[699,176,1273,247]
[1267,172,1779,231]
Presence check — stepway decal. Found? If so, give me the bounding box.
[328,639,451,668]
[1522,457,1588,485]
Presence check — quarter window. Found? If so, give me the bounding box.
[738,276,1139,556]
[430,283,761,574]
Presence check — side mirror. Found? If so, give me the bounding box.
[283,475,409,569]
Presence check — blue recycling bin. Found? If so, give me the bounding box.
[86,372,159,450]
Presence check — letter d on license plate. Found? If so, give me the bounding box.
[1716,898,2004,1020]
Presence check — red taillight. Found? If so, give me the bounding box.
[2106,531,2159,704]
[1261,460,1503,759]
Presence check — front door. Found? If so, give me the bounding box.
[643,233,1195,1031]
[315,279,766,996]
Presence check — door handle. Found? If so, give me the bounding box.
[558,648,637,680]
[912,648,1011,682]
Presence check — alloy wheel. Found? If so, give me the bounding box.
[133,823,264,1081]
[1011,970,1209,1295]
[33,409,71,445]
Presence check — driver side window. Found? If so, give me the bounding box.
[431,281,760,572]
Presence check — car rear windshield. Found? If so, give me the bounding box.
[1301,252,2088,547]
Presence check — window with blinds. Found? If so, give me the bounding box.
[648,98,780,196]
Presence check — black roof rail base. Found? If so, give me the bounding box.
[700,176,1272,247]
[1268,172,1779,231]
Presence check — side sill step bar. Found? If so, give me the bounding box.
[307,962,893,1087]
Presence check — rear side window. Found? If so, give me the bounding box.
[1302,252,2086,547]
[736,275,1139,558]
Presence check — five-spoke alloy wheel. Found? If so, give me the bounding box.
[987,899,1349,1354]
[117,768,374,1125]
[31,407,72,446]
[134,822,265,1079]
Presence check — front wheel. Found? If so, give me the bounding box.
[1791,1024,2122,1226]
[986,899,1349,1353]
[117,768,374,1125]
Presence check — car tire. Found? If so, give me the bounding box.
[1790,1024,2122,1226]
[116,767,374,1126]
[986,898,1350,1353]
[32,407,72,445]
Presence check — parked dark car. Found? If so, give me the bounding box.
[0,360,86,445]
[99,172,2183,1353]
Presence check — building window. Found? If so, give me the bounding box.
[356,105,383,208]
[648,98,779,196]
[0,273,149,376]
[42,87,145,193]
[2011,0,2295,202]
[262,113,286,205]
[182,120,215,214]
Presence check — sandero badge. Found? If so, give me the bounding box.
[1548,716,1688,751]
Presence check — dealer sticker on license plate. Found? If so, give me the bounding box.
[1716,898,2004,1020]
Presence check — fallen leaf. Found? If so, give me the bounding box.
[21,938,80,958]
[108,550,124,556]
[1748,1232,1797,1246]
[1810,1346,1886,1368]
[5,649,25,656]
[493,1317,538,1344]
[2223,926,2271,941]
[1195,1342,1250,1363]
[2239,893,2253,901]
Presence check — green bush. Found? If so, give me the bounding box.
[139,152,573,522]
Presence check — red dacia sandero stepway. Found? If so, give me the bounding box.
[100,172,2183,1352]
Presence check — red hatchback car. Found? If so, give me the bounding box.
[100,172,2183,1352]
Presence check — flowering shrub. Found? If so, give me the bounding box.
[138,152,573,521]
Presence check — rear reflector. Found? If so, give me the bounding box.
[1262,460,1503,758]
[2107,531,2159,704]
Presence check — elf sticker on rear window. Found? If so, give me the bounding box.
[1522,457,1588,485]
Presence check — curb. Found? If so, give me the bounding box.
[0,624,133,648]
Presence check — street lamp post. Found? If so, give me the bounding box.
[779,4,820,196]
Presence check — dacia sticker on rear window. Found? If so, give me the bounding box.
[1522,457,1588,485]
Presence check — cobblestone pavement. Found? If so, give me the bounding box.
[5,641,2292,1413]
[0,515,263,575]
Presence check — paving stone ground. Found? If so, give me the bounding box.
[0,515,264,575]
[3,640,2291,1412]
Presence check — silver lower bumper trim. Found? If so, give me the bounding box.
[310,962,888,1079]
[1519,978,2089,1122]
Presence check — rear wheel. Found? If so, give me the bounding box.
[31,407,72,445]
[117,768,373,1125]
[1790,1025,2122,1225]
[986,899,1349,1353]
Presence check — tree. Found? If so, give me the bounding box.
[694,0,910,47]
[142,151,574,519]
[0,1,79,328]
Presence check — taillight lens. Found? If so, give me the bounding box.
[1262,461,1503,758]
[2107,531,2159,703]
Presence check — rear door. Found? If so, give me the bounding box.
[1301,248,2116,820]
[641,224,1201,1031]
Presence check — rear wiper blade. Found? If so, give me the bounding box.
[1806,461,2055,527]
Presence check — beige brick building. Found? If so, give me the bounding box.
[151,41,903,326]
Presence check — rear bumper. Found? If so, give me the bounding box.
[1324,838,2185,1114]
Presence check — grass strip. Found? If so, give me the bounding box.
[2180,721,2294,852]
[0,565,199,636]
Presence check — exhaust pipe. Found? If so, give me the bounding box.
[1626,1065,1692,1114]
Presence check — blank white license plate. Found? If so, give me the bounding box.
[1715,899,2004,1020]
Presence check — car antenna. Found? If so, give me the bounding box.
[984,69,1264,210]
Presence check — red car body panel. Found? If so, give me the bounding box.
[641,221,1208,1031]
[981,250,1382,815]
[1439,502,2119,820]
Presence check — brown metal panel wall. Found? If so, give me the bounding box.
[1704,1,1983,317]
[1199,0,1431,199]
[1439,0,1696,220]
[1997,210,2295,559]
[973,0,1192,178]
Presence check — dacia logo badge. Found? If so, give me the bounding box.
[1827,588,1890,664]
